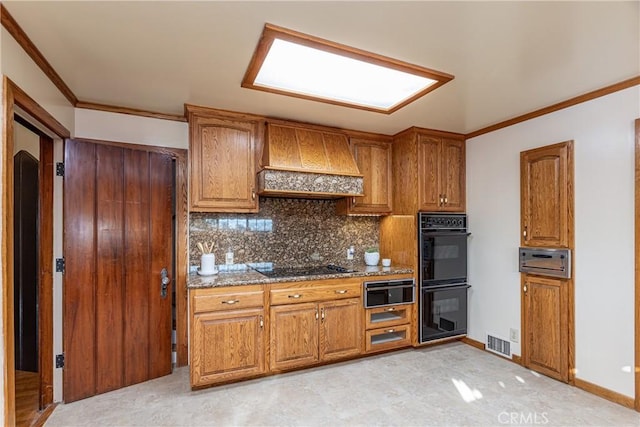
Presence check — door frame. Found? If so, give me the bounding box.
[2,77,69,426]
[635,118,639,412]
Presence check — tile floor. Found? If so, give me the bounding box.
[45,342,639,426]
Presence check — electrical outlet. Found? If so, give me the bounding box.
[347,245,355,260]
[510,328,519,343]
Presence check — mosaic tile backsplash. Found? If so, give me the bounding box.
[189,198,380,268]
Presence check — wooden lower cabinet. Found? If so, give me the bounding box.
[522,274,569,382]
[191,308,265,386]
[270,298,362,371]
[190,286,266,387]
[270,303,319,371]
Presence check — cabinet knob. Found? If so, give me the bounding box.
[335,290,348,294]
[288,294,302,299]
[523,285,528,293]
[222,299,239,305]
[444,196,448,204]
[252,190,256,200]
[385,307,395,312]
[259,315,264,328]
[385,329,395,333]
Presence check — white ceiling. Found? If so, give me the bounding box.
[4,1,639,135]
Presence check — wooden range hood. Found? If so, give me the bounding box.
[258,122,364,199]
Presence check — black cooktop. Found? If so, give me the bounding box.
[250,264,356,279]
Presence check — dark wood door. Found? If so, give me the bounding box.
[14,150,39,373]
[521,142,572,247]
[63,139,173,402]
[522,275,569,382]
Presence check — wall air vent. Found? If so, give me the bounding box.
[486,334,512,358]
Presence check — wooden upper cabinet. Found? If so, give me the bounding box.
[336,137,392,215]
[521,141,573,247]
[393,129,466,214]
[187,106,263,212]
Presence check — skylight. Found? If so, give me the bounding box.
[242,24,454,114]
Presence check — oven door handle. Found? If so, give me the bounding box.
[422,283,471,290]
[421,231,471,236]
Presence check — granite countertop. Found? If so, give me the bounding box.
[187,264,414,289]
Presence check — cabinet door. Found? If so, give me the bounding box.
[440,138,465,212]
[319,298,362,361]
[191,308,265,387]
[190,116,258,212]
[522,275,569,382]
[270,303,319,371]
[417,135,441,211]
[521,142,572,247]
[348,139,392,214]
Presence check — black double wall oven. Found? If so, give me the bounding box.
[418,213,470,343]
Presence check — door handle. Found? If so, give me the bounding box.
[160,268,170,299]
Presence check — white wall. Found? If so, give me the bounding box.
[467,86,640,398]
[74,108,188,149]
[1,28,74,132]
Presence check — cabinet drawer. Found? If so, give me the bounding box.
[192,286,264,313]
[270,282,361,306]
[365,324,411,353]
[365,304,413,330]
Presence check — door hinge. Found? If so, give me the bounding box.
[56,353,65,368]
[55,258,65,273]
[56,162,65,177]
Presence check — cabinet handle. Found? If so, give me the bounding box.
[252,189,256,200]
[315,310,319,320]
[352,197,356,204]
[259,315,264,328]
[221,299,239,305]
[384,307,395,312]
[523,225,528,240]
[386,329,395,333]
[444,196,448,204]
[335,290,347,294]
[523,285,528,294]
[439,194,444,206]
[321,307,325,322]
[288,294,302,299]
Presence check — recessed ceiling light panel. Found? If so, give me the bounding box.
[242,24,454,114]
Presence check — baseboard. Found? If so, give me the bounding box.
[574,378,635,409]
[460,336,485,351]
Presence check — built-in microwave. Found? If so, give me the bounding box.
[364,279,415,308]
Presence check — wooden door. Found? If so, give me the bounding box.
[319,298,362,361]
[189,115,258,212]
[440,138,465,212]
[521,142,572,247]
[63,139,173,402]
[522,275,569,382]
[418,135,441,211]
[13,150,39,373]
[269,303,318,371]
[191,308,265,386]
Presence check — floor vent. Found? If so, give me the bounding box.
[486,334,512,358]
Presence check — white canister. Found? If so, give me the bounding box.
[201,253,216,273]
